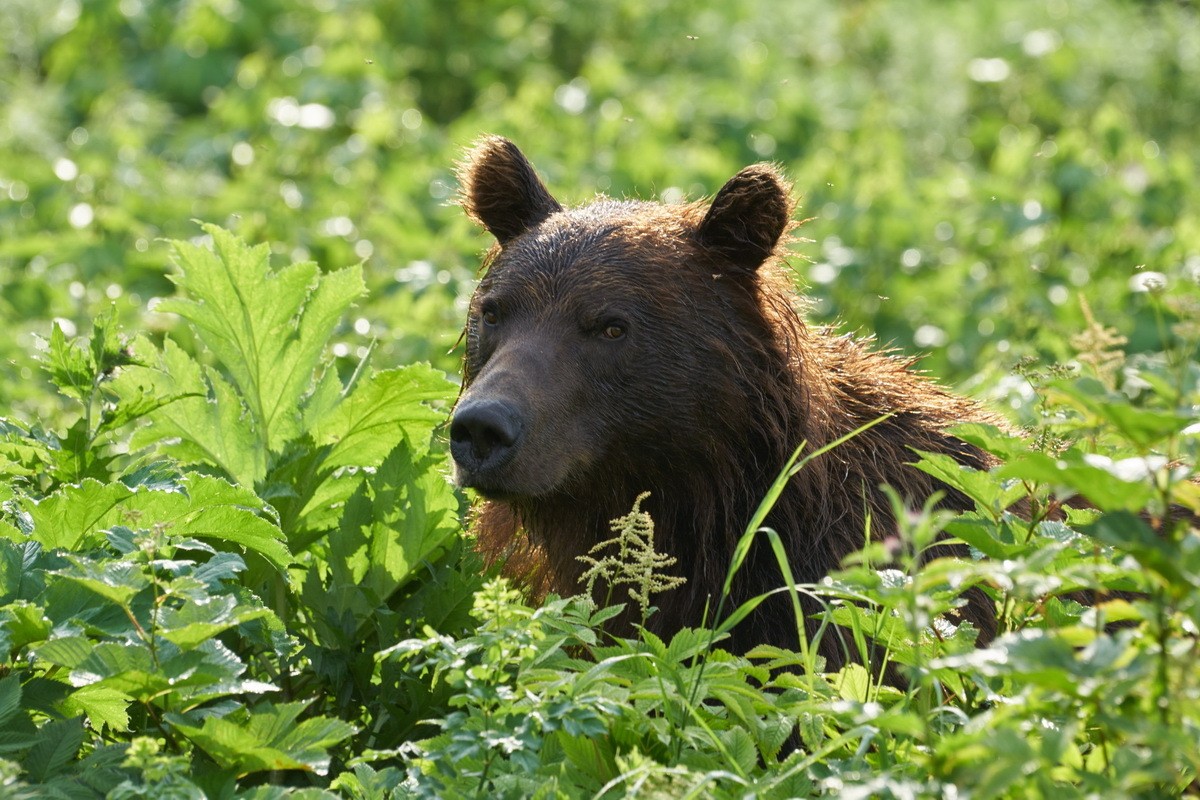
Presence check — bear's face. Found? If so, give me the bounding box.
[450,137,792,501]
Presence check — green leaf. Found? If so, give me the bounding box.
[40,306,131,407]
[306,440,459,640]
[170,702,353,777]
[911,450,1024,514]
[1046,380,1196,448]
[993,452,1155,512]
[0,601,52,652]
[25,475,289,571]
[833,662,871,702]
[0,539,30,603]
[54,557,149,606]
[41,322,94,402]
[0,676,36,754]
[949,422,1033,461]
[1084,511,1200,591]
[113,336,267,487]
[22,480,133,551]
[0,676,22,725]
[33,637,95,670]
[158,225,366,455]
[158,593,272,650]
[314,364,453,471]
[69,638,264,704]
[718,726,758,774]
[23,716,85,782]
[63,685,131,734]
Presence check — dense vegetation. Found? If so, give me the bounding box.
[1,0,1198,796]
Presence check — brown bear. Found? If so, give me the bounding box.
[449,135,999,670]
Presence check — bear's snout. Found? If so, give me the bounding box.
[450,398,524,485]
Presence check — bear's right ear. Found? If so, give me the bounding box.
[696,164,793,273]
[458,136,562,245]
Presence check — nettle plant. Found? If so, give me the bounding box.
[0,226,475,796]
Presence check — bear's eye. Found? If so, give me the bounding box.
[600,322,626,341]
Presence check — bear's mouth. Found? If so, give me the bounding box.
[452,465,514,499]
[451,458,566,503]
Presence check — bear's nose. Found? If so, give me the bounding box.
[450,399,523,472]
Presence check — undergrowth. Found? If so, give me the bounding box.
[0,228,1197,798]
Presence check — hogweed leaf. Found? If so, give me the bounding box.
[42,323,94,402]
[168,702,353,777]
[314,364,453,471]
[22,476,289,570]
[41,306,132,406]
[307,440,459,639]
[113,335,267,488]
[156,224,365,455]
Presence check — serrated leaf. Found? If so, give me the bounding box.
[158,593,271,650]
[1,601,51,651]
[25,476,289,570]
[949,422,1032,461]
[114,337,267,486]
[70,641,158,688]
[944,516,1024,559]
[718,726,758,774]
[0,538,28,603]
[33,637,95,670]
[308,441,459,640]
[912,450,1018,514]
[0,675,23,725]
[41,323,94,402]
[192,552,248,587]
[158,225,366,455]
[170,702,353,777]
[1085,510,1200,590]
[834,662,871,702]
[994,452,1154,512]
[63,685,131,734]
[71,637,261,704]
[22,480,133,551]
[23,716,86,782]
[54,557,149,606]
[1046,380,1196,448]
[315,365,453,471]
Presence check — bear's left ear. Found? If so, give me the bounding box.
[458,135,562,245]
[696,164,793,273]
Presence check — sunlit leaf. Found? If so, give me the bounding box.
[314,364,453,471]
[157,225,366,455]
[24,475,289,570]
[169,702,354,777]
[63,685,131,734]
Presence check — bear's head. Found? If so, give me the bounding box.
[450,136,797,503]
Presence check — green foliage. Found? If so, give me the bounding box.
[0,228,476,795]
[1,0,1199,795]
[6,0,1200,421]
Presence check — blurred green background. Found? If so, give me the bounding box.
[3,0,1199,420]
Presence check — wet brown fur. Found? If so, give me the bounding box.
[454,136,1003,670]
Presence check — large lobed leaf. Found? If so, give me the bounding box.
[14,475,290,570]
[169,702,354,777]
[157,224,366,455]
[302,439,461,644]
[109,224,367,488]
